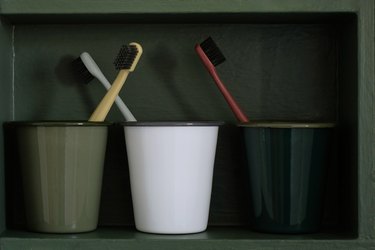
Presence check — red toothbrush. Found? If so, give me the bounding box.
[195,37,249,123]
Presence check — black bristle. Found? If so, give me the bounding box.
[114,44,138,70]
[72,57,94,84]
[200,37,226,66]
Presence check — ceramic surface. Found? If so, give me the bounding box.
[123,122,221,234]
[16,122,108,233]
[242,123,334,233]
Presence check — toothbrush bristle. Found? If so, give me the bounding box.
[72,57,94,83]
[114,44,139,70]
[199,37,226,67]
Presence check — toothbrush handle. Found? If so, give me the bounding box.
[114,95,137,121]
[209,69,249,123]
[99,76,136,121]
[89,70,129,122]
[196,45,249,123]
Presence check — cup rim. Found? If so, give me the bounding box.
[5,120,112,127]
[121,121,224,127]
[238,121,336,128]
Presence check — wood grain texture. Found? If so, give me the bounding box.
[358,0,375,240]
[0,227,365,250]
[0,0,359,15]
[0,0,362,25]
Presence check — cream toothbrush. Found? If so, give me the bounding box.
[89,43,143,122]
[73,52,137,121]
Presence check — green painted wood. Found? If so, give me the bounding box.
[358,0,375,241]
[12,24,338,122]
[0,0,360,15]
[0,227,355,240]
[0,0,374,249]
[0,0,362,25]
[0,228,366,250]
[0,17,13,233]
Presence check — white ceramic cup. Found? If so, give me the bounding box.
[123,121,222,234]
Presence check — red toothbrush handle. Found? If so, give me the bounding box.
[195,45,249,123]
[210,70,249,123]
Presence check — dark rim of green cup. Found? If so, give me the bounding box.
[238,121,336,128]
[121,121,224,127]
[5,121,112,127]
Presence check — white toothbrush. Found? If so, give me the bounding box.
[77,52,137,121]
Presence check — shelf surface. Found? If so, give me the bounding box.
[0,0,359,14]
[0,227,364,250]
[0,0,360,24]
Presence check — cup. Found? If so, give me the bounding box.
[14,121,109,233]
[239,121,335,233]
[123,121,223,234]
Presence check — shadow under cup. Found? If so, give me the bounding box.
[240,122,335,234]
[13,121,109,233]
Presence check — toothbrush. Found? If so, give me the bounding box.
[89,43,143,122]
[195,37,249,123]
[73,52,137,121]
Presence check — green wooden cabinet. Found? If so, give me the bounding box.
[0,0,374,249]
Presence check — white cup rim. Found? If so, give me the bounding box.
[121,121,224,127]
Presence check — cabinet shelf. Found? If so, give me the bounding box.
[0,0,361,24]
[0,227,359,250]
[0,0,374,249]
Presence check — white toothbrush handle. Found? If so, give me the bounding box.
[96,74,136,121]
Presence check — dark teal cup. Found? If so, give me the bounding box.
[240,122,335,234]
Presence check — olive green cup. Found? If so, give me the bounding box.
[240,121,335,234]
[14,121,109,233]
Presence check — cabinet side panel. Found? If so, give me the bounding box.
[0,17,13,233]
[358,0,375,240]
